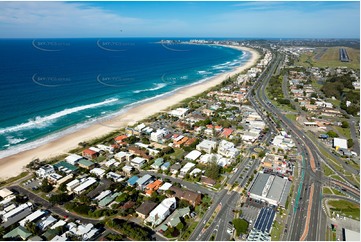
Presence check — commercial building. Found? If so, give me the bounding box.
[248,173,291,207]
[333,138,348,150]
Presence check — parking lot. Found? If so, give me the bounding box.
[240,203,261,228]
[23,177,42,191]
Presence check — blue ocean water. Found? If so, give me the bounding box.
[0,38,249,157]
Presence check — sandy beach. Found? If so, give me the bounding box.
[0,45,260,180]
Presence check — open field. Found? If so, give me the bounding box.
[328,199,360,221]
[296,47,360,70]
[334,126,351,140]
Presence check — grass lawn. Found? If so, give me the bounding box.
[327,98,341,108]
[329,174,346,183]
[296,47,360,70]
[285,113,297,122]
[270,219,283,241]
[333,126,351,140]
[322,163,335,176]
[328,199,360,220]
[181,221,199,240]
[170,148,185,160]
[330,188,345,196]
[322,187,333,195]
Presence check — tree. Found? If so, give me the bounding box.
[327,130,339,138]
[49,193,72,204]
[341,121,349,129]
[25,221,40,235]
[258,150,266,158]
[347,139,354,148]
[40,179,53,193]
[232,218,249,236]
[205,161,220,180]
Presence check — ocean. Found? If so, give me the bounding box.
[0,38,249,158]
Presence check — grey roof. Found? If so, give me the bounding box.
[267,176,286,202]
[249,173,270,196]
[2,209,32,228]
[279,179,291,207]
[250,173,291,206]
[136,174,153,186]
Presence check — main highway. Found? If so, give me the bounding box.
[249,50,359,241]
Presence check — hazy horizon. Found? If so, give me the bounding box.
[0,1,359,39]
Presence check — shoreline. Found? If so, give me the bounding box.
[0,45,260,180]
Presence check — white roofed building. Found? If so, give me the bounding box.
[185,150,202,161]
[145,197,176,227]
[168,108,189,119]
[196,140,217,154]
[73,177,97,194]
[65,154,83,165]
[150,128,169,143]
[90,168,106,178]
[333,138,348,150]
[36,165,55,178]
[218,140,239,158]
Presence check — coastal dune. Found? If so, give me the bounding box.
[0,46,260,180]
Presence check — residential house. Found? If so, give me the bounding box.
[65,154,83,165]
[168,186,201,206]
[218,140,240,158]
[145,180,163,196]
[77,159,95,170]
[36,165,55,178]
[170,163,182,174]
[179,162,195,177]
[145,197,177,227]
[196,140,217,153]
[185,150,202,161]
[2,226,32,240]
[150,128,169,143]
[127,176,139,186]
[135,201,158,219]
[160,162,171,171]
[82,149,99,160]
[136,174,154,191]
[90,168,106,178]
[130,157,146,169]
[201,176,216,187]
[151,158,164,169]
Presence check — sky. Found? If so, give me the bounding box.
[0,0,359,38]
